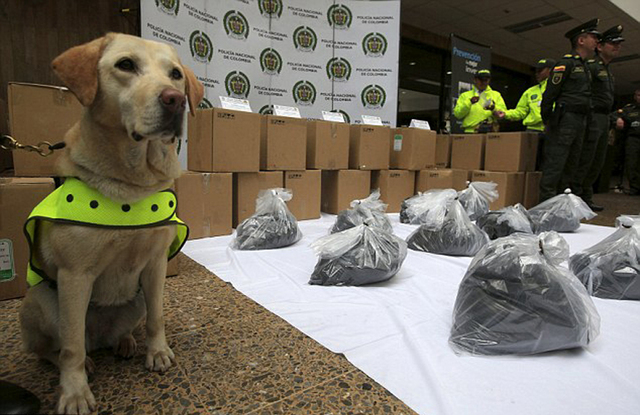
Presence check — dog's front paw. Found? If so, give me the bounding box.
[57,380,96,415]
[145,342,175,372]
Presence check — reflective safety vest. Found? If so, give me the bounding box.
[453,86,507,133]
[504,79,547,131]
[24,177,188,287]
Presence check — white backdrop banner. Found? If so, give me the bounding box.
[141,0,399,127]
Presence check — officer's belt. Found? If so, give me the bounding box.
[558,103,590,115]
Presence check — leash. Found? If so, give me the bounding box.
[0,135,66,157]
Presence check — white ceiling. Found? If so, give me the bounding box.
[401,0,640,94]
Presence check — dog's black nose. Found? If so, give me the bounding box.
[159,88,186,114]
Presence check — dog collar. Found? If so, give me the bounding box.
[24,177,188,287]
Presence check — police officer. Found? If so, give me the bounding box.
[572,25,624,211]
[539,19,599,202]
[616,88,640,195]
[496,58,556,169]
[453,69,507,133]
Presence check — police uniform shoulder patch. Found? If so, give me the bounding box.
[553,65,566,72]
[552,71,563,85]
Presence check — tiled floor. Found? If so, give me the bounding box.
[2,189,639,415]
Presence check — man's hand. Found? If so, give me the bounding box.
[470,96,479,104]
[616,117,625,130]
[494,110,505,120]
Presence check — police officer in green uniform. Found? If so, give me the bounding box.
[572,25,624,211]
[616,89,640,195]
[539,19,600,202]
[453,69,507,133]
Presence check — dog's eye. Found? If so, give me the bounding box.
[171,68,183,80]
[115,59,136,72]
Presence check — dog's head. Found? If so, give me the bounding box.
[52,33,204,142]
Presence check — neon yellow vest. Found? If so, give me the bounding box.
[24,178,188,287]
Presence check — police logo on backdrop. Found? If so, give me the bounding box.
[225,71,251,99]
[292,81,317,106]
[362,32,387,57]
[197,98,213,109]
[326,57,351,81]
[361,85,386,109]
[259,105,275,115]
[155,0,179,16]
[327,4,352,29]
[331,109,350,124]
[260,48,283,75]
[293,26,317,52]
[189,31,213,63]
[259,0,283,19]
[224,10,250,40]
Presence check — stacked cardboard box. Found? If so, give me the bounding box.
[451,134,486,171]
[435,134,452,168]
[307,120,349,170]
[390,128,437,170]
[349,125,390,170]
[321,170,371,214]
[372,170,416,213]
[285,170,321,220]
[415,169,469,192]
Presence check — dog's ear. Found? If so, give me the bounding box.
[51,35,111,106]
[182,65,204,116]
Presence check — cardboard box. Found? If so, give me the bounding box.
[485,132,539,172]
[261,115,307,170]
[372,170,416,213]
[188,108,261,173]
[415,169,469,192]
[321,170,371,214]
[0,177,55,300]
[451,134,486,171]
[307,121,349,170]
[524,172,543,208]
[349,125,390,170]
[472,170,525,210]
[233,171,283,226]
[390,128,437,170]
[175,171,233,240]
[8,83,83,177]
[284,170,321,220]
[435,134,452,168]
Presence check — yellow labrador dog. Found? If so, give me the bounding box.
[19,33,203,414]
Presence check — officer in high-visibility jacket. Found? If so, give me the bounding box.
[453,69,507,133]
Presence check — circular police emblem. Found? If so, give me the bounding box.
[225,71,251,99]
[224,10,249,40]
[259,105,275,115]
[331,109,350,124]
[326,57,351,82]
[260,48,283,75]
[155,0,180,16]
[197,97,213,110]
[189,31,213,63]
[293,26,317,52]
[258,0,282,19]
[362,32,387,57]
[292,81,317,106]
[327,4,352,29]
[361,85,386,109]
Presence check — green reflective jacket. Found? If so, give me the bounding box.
[24,178,188,287]
[453,86,507,133]
[504,79,547,131]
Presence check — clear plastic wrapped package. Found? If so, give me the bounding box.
[476,203,534,240]
[458,181,499,221]
[331,190,393,234]
[399,189,458,225]
[232,188,302,250]
[310,224,407,286]
[528,189,596,233]
[615,214,640,228]
[570,216,640,300]
[406,199,489,256]
[450,232,600,355]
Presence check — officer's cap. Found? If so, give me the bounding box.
[535,58,556,70]
[564,18,600,40]
[600,25,624,43]
[475,69,491,79]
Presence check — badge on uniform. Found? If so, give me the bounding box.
[552,72,563,85]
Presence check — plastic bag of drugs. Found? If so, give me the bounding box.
[309,223,407,286]
[406,199,489,256]
[458,181,499,221]
[232,188,302,250]
[528,189,596,233]
[569,216,640,300]
[450,232,600,355]
[331,190,393,234]
[399,189,458,225]
[615,214,640,228]
[476,203,534,240]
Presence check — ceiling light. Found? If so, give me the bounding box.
[409,62,416,66]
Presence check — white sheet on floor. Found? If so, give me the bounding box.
[183,214,640,415]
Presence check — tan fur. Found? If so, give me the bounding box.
[19,33,203,415]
